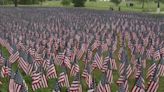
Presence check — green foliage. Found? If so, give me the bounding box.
[61,0,71,6]
[18,0,47,5]
[89,0,96,2]
[160,0,164,3]
[110,0,121,5]
[0,0,13,5]
[72,0,86,7]
[19,0,40,4]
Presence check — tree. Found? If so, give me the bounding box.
[72,0,86,7]
[19,0,40,5]
[14,0,18,7]
[142,0,144,9]
[110,0,121,11]
[110,0,121,6]
[61,0,71,6]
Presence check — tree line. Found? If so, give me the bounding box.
[0,0,164,8]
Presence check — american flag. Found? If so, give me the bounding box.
[91,40,100,51]
[46,56,57,79]
[101,42,108,53]
[106,69,113,84]
[97,74,111,92]
[160,47,164,56]
[9,51,19,64]
[34,53,43,65]
[102,49,117,72]
[77,44,85,60]
[28,48,36,57]
[56,51,65,65]
[63,56,71,69]
[18,57,29,75]
[154,50,161,61]
[119,50,132,78]
[92,50,102,70]
[116,75,129,92]
[70,57,80,76]
[146,63,156,79]
[57,51,71,69]
[31,66,42,91]
[0,38,5,47]
[9,70,15,92]
[58,67,70,88]
[87,77,96,92]
[158,57,164,76]
[101,56,109,72]
[134,58,142,79]
[53,80,61,92]
[1,60,11,77]
[146,66,160,92]
[32,65,48,91]
[69,73,82,92]
[131,71,145,92]
[82,63,92,88]
[10,70,28,92]
[5,42,13,55]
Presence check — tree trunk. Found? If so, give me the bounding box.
[14,0,18,7]
[157,0,160,8]
[142,0,144,9]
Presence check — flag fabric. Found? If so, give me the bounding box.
[31,66,42,91]
[1,60,11,77]
[58,68,70,88]
[9,51,19,64]
[9,70,15,92]
[146,63,156,79]
[77,44,86,60]
[46,56,57,79]
[70,57,80,76]
[69,73,82,92]
[53,80,61,92]
[82,63,92,88]
[31,65,48,91]
[18,57,29,75]
[160,47,164,56]
[146,66,160,92]
[116,75,129,92]
[154,50,161,61]
[87,77,95,92]
[131,71,145,92]
[97,74,111,92]
[9,70,28,92]
[158,57,164,76]
[92,51,102,70]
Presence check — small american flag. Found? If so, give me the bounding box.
[154,50,161,61]
[147,66,160,92]
[132,71,145,92]
[69,73,82,92]
[58,67,70,88]
[46,56,57,79]
[82,63,92,88]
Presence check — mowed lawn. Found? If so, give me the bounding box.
[42,1,164,12]
[0,32,164,92]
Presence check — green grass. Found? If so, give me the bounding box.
[40,1,164,13]
[2,1,164,14]
[1,0,164,15]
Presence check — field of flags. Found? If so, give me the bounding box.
[0,8,164,92]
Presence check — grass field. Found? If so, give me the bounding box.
[41,1,164,13]
[1,1,164,14]
[0,32,164,92]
